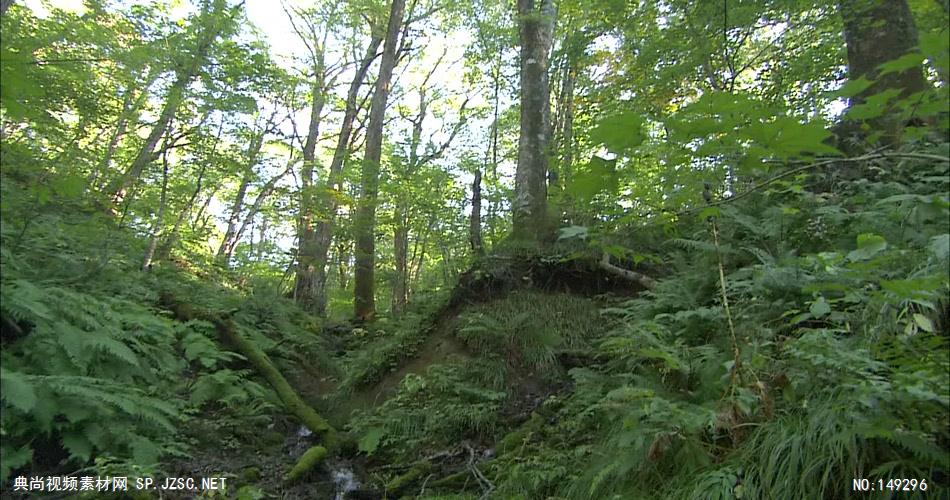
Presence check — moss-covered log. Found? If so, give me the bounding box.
[160,292,338,480]
[385,461,433,496]
[284,445,328,483]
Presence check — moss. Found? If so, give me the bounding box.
[284,445,328,483]
[497,412,545,455]
[240,466,261,483]
[385,461,433,495]
[262,430,285,447]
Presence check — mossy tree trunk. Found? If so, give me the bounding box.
[837,0,928,146]
[353,0,407,322]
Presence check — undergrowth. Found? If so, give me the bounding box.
[341,155,950,500]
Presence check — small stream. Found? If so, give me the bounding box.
[292,425,363,499]
[330,462,361,500]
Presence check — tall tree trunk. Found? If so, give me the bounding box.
[392,222,409,313]
[838,0,928,145]
[391,85,426,316]
[1,0,14,16]
[487,63,501,246]
[353,0,406,322]
[142,150,171,271]
[91,69,160,192]
[391,55,465,315]
[558,61,576,188]
[469,168,483,255]
[89,89,134,190]
[512,0,555,242]
[294,47,329,313]
[295,36,382,316]
[105,0,227,211]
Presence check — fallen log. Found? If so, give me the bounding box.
[160,292,337,481]
[599,253,657,290]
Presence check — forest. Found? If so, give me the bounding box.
[0,0,948,498]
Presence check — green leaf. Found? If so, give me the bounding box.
[699,207,721,219]
[745,117,839,157]
[568,156,618,202]
[358,427,386,455]
[881,277,944,299]
[557,225,589,241]
[0,369,37,412]
[590,111,645,153]
[846,233,887,261]
[929,234,949,260]
[130,436,160,465]
[809,296,831,317]
[62,432,94,462]
[0,445,32,483]
[877,52,925,76]
[845,88,903,120]
[831,77,873,99]
[913,313,934,333]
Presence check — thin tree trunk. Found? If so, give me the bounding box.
[218,129,266,262]
[90,69,160,192]
[158,163,206,260]
[391,83,427,315]
[142,149,171,271]
[410,214,435,293]
[193,185,220,230]
[89,89,134,189]
[469,168,483,255]
[488,63,501,246]
[159,120,224,259]
[226,160,294,263]
[390,54,468,314]
[354,0,406,322]
[559,59,575,188]
[512,0,555,242]
[392,223,409,313]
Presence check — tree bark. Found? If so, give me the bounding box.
[558,58,576,189]
[353,0,406,322]
[295,36,382,316]
[837,0,928,145]
[293,39,330,312]
[512,0,556,242]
